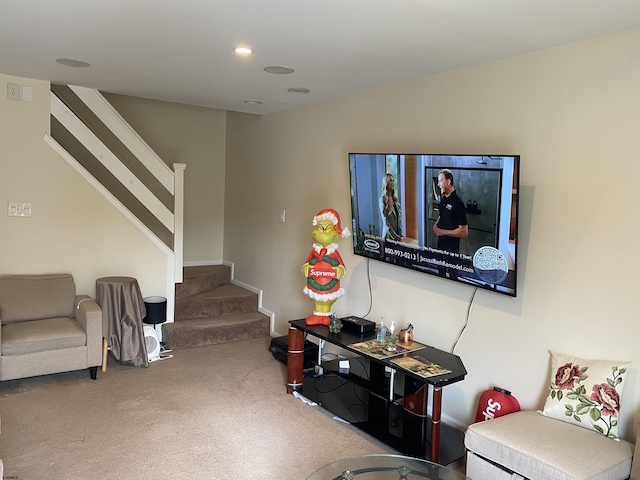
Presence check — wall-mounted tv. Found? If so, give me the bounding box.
[349,153,520,297]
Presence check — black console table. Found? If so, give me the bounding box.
[288,319,467,465]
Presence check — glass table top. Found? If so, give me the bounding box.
[306,454,468,480]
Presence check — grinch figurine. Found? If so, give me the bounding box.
[302,209,351,326]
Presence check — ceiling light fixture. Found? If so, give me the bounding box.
[287,87,310,94]
[264,65,295,75]
[56,58,90,68]
[243,99,263,105]
[233,46,253,55]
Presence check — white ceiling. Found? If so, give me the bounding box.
[1,0,639,115]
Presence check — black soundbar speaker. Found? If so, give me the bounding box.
[340,316,376,334]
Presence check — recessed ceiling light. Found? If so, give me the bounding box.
[56,58,90,68]
[264,65,295,75]
[233,46,253,55]
[243,99,263,105]
[287,87,310,94]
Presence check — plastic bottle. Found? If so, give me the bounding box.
[386,321,397,351]
[376,319,386,344]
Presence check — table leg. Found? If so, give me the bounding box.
[286,327,304,394]
[317,339,324,367]
[431,386,442,462]
[101,338,109,372]
[389,368,396,401]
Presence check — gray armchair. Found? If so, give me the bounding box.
[0,274,102,381]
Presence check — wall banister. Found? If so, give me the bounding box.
[69,85,175,194]
[46,86,187,323]
[50,93,175,232]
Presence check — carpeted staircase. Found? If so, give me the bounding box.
[162,265,270,349]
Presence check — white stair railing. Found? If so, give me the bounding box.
[68,86,176,194]
[44,86,185,284]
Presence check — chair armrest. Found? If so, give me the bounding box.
[75,295,102,367]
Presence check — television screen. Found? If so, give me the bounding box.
[349,153,520,297]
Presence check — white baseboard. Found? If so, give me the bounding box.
[182,260,224,267]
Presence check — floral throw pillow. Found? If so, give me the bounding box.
[541,351,631,440]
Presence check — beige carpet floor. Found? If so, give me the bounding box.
[0,336,396,479]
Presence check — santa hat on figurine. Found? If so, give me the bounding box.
[313,209,351,238]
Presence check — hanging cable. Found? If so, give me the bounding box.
[360,258,373,319]
[450,286,478,353]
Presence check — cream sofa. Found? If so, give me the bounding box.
[465,411,635,480]
[0,274,102,381]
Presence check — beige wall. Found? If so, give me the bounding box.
[2,29,639,440]
[0,75,167,299]
[224,30,640,438]
[103,93,227,264]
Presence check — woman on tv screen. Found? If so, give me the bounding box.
[379,173,403,242]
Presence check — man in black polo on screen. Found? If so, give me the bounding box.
[433,169,468,280]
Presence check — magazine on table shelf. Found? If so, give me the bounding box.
[390,355,452,378]
[348,339,426,359]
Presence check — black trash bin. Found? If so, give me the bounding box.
[143,296,167,324]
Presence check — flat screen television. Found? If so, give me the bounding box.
[349,153,520,297]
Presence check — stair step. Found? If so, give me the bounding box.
[176,265,231,300]
[169,265,270,350]
[162,312,270,350]
[175,283,258,321]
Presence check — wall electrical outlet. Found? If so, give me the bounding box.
[279,209,286,223]
[8,202,32,217]
[7,83,21,101]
